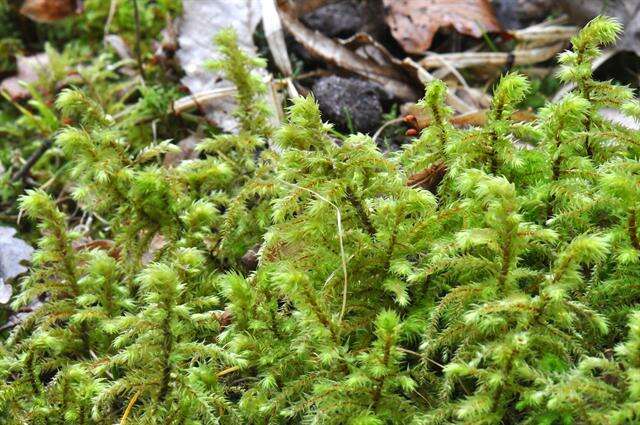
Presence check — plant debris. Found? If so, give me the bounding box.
[383,0,503,53]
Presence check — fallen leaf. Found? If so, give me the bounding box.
[176,0,263,132]
[163,134,200,167]
[20,0,80,23]
[383,0,502,54]
[407,161,447,193]
[0,53,49,100]
[141,234,166,266]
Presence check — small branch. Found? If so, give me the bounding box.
[420,43,565,71]
[120,390,141,424]
[372,117,404,143]
[629,208,640,251]
[11,139,53,183]
[345,187,376,237]
[104,0,119,37]
[403,58,474,113]
[217,365,240,377]
[131,0,145,81]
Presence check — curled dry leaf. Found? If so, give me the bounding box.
[407,161,447,193]
[163,134,200,167]
[0,53,49,100]
[20,0,80,23]
[383,0,502,54]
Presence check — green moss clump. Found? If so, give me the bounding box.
[2,16,640,424]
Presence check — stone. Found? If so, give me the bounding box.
[302,1,364,38]
[312,76,385,134]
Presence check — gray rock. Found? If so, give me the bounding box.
[492,0,554,29]
[312,76,384,134]
[302,1,364,38]
[0,226,33,282]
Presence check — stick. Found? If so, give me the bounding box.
[120,390,140,424]
[420,43,565,70]
[131,0,145,81]
[403,58,474,113]
[104,0,119,36]
[11,139,53,183]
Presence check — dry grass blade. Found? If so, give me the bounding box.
[120,390,141,424]
[420,43,565,70]
[170,87,237,115]
[510,25,578,46]
[403,105,537,129]
[402,58,474,113]
[262,0,292,76]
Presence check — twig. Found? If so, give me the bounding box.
[420,43,565,71]
[372,117,404,143]
[510,25,577,47]
[169,87,237,115]
[217,365,240,377]
[262,0,292,76]
[11,139,53,183]
[104,0,119,36]
[403,58,474,113]
[120,390,140,424]
[131,0,145,81]
[424,52,472,91]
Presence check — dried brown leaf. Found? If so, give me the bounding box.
[383,0,502,54]
[407,161,448,193]
[0,53,49,100]
[20,0,80,23]
[163,134,200,167]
